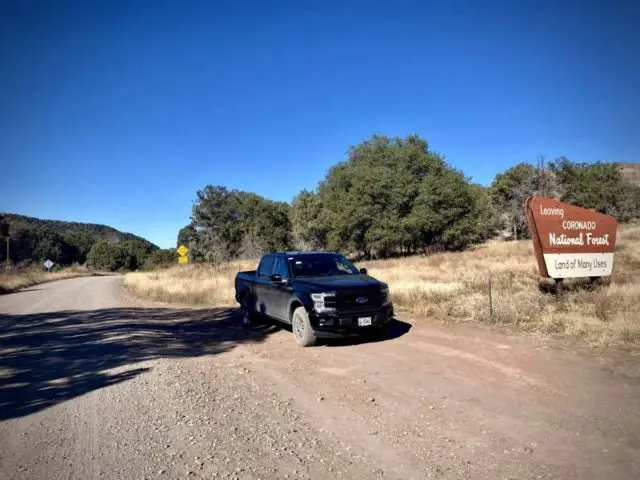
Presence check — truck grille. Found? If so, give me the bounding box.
[336,288,382,311]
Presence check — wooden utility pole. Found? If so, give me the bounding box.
[0,218,10,267]
[1,236,9,268]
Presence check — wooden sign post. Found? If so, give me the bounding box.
[524,196,617,293]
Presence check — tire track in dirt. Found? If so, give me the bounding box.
[233,319,640,479]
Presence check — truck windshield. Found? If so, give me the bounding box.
[288,254,360,278]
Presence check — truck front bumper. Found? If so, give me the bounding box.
[309,303,394,338]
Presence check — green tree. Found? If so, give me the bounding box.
[0,214,8,237]
[469,184,501,242]
[22,228,77,265]
[489,160,558,239]
[32,234,65,264]
[549,158,640,221]
[190,186,245,263]
[143,248,176,270]
[618,181,640,220]
[63,231,96,264]
[0,215,9,263]
[189,186,292,262]
[86,241,126,271]
[306,134,492,257]
[177,224,196,248]
[237,193,291,257]
[316,135,425,255]
[404,168,493,251]
[7,227,36,263]
[290,190,328,250]
[119,239,156,270]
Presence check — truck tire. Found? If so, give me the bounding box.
[292,306,317,347]
[241,295,259,326]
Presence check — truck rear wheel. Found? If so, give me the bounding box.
[241,295,259,326]
[292,306,317,347]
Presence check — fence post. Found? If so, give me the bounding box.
[488,270,493,321]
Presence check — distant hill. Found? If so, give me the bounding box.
[620,163,640,186]
[2,213,156,246]
[0,212,158,267]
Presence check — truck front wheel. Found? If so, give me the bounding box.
[292,306,317,347]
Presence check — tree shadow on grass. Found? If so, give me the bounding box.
[0,307,275,420]
[537,277,608,295]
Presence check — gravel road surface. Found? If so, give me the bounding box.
[1,276,639,479]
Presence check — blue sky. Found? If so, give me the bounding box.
[1,0,638,248]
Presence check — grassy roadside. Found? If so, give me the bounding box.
[124,260,256,306]
[124,224,640,348]
[364,224,640,348]
[0,265,95,294]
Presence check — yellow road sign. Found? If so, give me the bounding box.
[177,244,189,257]
[178,255,189,264]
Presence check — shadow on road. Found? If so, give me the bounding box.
[0,288,45,295]
[0,307,275,420]
[321,319,413,347]
[269,318,412,347]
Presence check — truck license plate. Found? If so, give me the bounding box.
[358,317,372,326]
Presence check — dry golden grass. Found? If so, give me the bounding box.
[0,265,93,294]
[124,224,640,348]
[363,223,640,348]
[124,260,257,306]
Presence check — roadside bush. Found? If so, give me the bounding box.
[143,249,177,270]
[86,241,126,271]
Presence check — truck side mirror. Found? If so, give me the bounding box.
[270,273,283,283]
[359,268,368,275]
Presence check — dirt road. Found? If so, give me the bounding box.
[1,276,639,479]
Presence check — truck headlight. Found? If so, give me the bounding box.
[381,287,390,304]
[311,292,336,313]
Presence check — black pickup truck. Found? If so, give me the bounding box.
[235,251,394,347]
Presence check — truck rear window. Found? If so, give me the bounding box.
[288,254,359,277]
[258,255,275,276]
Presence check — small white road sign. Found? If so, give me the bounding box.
[44,259,54,271]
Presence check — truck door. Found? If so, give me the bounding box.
[268,256,293,322]
[255,255,275,316]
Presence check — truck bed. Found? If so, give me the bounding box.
[237,270,257,278]
[235,270,258,304]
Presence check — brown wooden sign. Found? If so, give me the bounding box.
[524,196,617,278]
